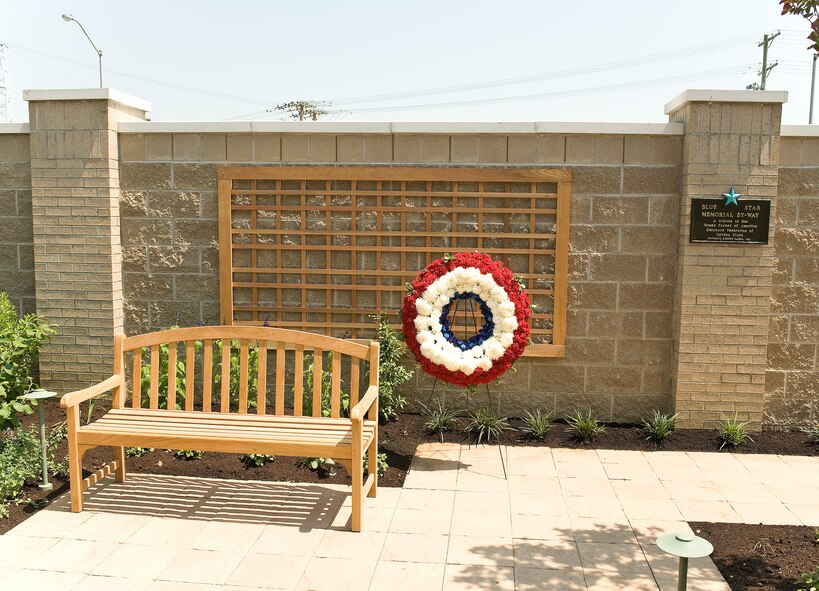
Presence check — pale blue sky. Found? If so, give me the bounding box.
[2,1,817,123]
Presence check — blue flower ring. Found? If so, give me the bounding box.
[439,292,494,351]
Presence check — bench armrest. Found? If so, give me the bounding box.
[60,375,124,409]
[350,385,378,421]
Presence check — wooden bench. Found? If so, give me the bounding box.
[60,326,379,531]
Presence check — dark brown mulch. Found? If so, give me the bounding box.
[3,397,818,591]
[690,523,819,591]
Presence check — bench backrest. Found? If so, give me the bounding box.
[113,326,378,418]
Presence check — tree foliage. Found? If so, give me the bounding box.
[781,0,819,51]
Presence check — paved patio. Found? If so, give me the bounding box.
[1,444,817,591]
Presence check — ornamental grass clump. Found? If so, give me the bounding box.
[466,407,512,444]
[521,409,553,440]
[421,402,459,442]
[717,415,753,450]
[801,421,819,445]
[565,408,606,443]
[642,411,678,442]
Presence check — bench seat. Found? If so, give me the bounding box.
[79,409,377,458]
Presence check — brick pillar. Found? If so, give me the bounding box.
[666,90,787,429]
[24,89,150,393]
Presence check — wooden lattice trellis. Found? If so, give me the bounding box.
[217,166,570,357]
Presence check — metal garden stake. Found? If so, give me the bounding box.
[656,532,714,591]
[22,388,59,491]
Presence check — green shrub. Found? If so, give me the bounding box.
[364,451,388,477]
[421,402,459,441]
[0,422,68,509]
[466,407,512,444]
[0,293,56,429]
[801,422,819,445]
[125,447,153,458]
[174,449,204,460]
[240,453,275,467]
[718,415,753,450]
[796,567,819,591]
[373,315,413,421]
[521,409,553,440]
[301,353,349,418]
[642,411,678,442]
[565,409,606,443]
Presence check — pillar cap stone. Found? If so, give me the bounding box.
[23,88,151,114]
[664,89,788,115]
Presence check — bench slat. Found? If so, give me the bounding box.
[221,340,230,413]
[149,345,159,410]
[312,349,322,417]
[203,340,213,412]
[275,342,285,416]
[239,339,249,414]
[185,341,195,411]
[131,349,141,409]
[257,340,267,415]
[331,353,341,418]
[84,422,374,443]
[97,409,376,430]
[294,345,304,416]
[168,342,177,411]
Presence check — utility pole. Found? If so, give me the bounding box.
[0,44,11,123]
[811,53,818,124]
[759,31,780,90]
[275,101,329,121]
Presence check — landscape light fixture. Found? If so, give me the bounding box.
[21,388,60,495]
[656,532,714,591]
[61,13,103,88]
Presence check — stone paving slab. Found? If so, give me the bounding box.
[1,445,817,590]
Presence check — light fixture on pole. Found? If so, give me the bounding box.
[21,388,60,495]
[61,13,103,88]
[656,532,714,591]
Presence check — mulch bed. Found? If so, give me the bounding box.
[3,400,818,590]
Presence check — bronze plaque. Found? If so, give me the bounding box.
[690,198,770,244]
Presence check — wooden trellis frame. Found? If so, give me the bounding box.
[217,166,570,357]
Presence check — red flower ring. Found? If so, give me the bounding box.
[402,252,531,387]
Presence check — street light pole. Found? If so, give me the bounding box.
[811,53,818,124]
[61,14,103,88]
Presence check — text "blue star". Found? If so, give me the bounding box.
[722,186,742,206]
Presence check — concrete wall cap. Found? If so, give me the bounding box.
[781,124,819,137]
[664,89,788,115]
[22,88,151,113]
[0,123,29,134]
[117,120,684,135]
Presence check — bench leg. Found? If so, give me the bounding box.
[114,447,126,482]
[366,436,378,499]
[66,406,84,513]
[351,422,364,532]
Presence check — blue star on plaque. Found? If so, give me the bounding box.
[722,186,742,206]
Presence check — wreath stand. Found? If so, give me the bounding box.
[424,295,508,479]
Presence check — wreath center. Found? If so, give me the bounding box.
[440,292,494,351]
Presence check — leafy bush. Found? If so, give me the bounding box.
[801,422,819,445]
[302,456,336,477]
[364,451,388,477]
[125,447,153,458]
[521,409,553,440]
[718,415,753,450]
[796,567,819,591]
[421,402,459,441]
[0,293,56,429]
[302,353,349,418]
[174,449,204,460]
[240,453,275,467]
[373,315,413,421]
[466,407,512,444]
[0,422,68,511]
[565,409,606,443]
[642,411,678,442]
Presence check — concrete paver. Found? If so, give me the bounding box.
[1,445,816,590]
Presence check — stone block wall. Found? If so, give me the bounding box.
[0,132,34,314]
[766,136,819,426]
[118,131,682,422]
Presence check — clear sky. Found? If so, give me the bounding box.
[2,1,817,124]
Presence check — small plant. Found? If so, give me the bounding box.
[301,353,349,418]
[364,451,388,478]
[302,456,336,477]
[521,409,553,440]
[0,292,56,429]
[717,415,754,450]
[240,453,275,467]
[0,422,68,510]
[796,567,819,591]
[565,408,606,443]
[174,449,204,460]
[372,315,414,422]
[421,402,459,442]
[801,421,819,445]
[642,411,678,442]
[813,528,819,544]
[466,407,512,444]
[125,447,153,458]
